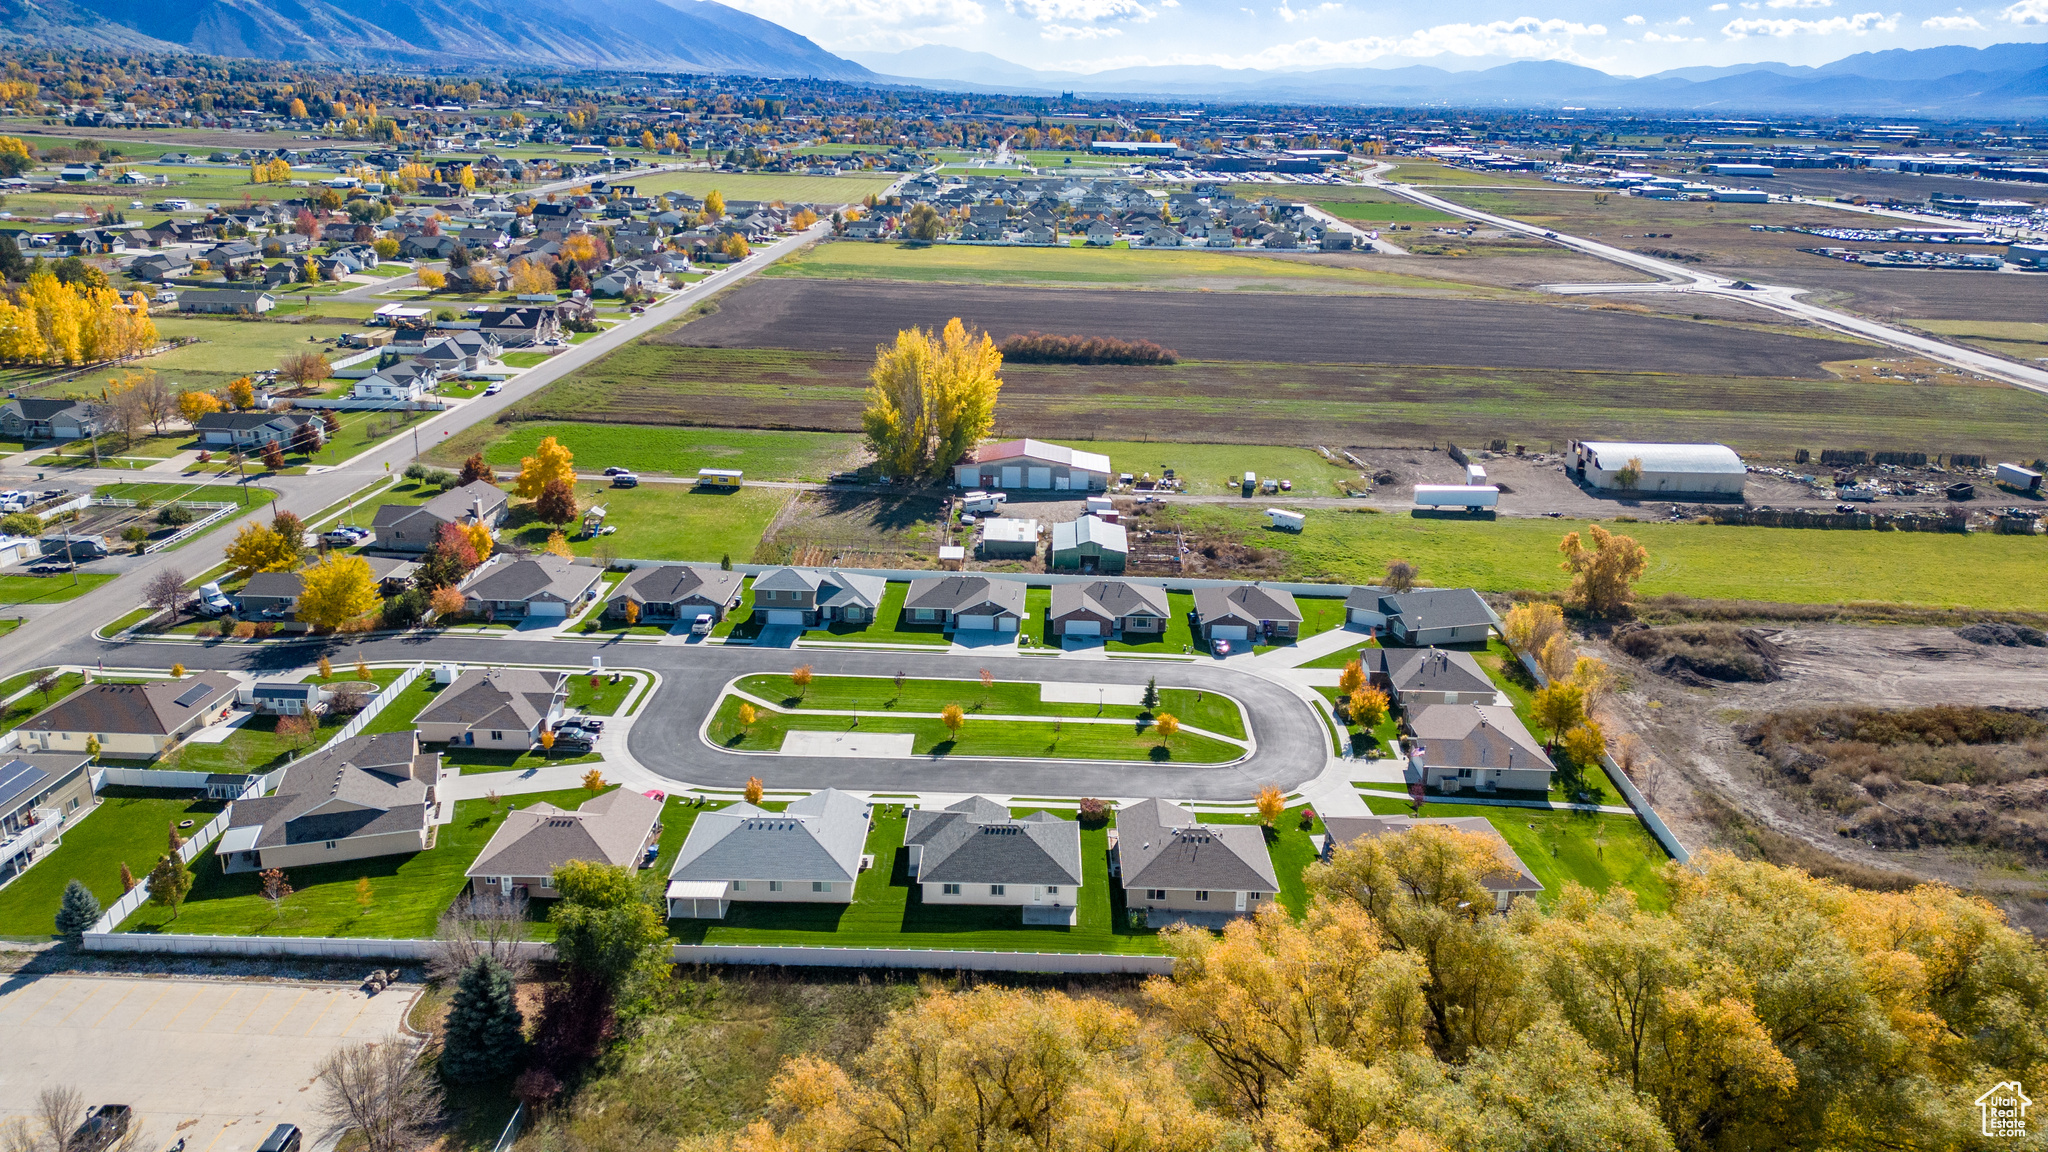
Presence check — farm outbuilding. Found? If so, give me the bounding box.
[1050,516,1128,574]
[955,439,1112,492]
[980,517,1041,561]
[1570,441,1746,496]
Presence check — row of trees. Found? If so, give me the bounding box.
[862,319,1004,483]
[685,840,2048,1152]
[0,268,158,365]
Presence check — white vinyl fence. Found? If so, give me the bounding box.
[1514,649,1691,863]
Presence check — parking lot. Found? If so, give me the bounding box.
[0,974,418,1152]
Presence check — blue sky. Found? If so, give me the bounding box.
[717,0,2048,74]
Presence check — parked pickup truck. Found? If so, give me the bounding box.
[73,1105,132,1152]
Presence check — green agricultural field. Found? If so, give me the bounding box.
[622,171,896,205]
[705,693,1241,764]
[0,789,226,938]
[1361,795,1673,910]
[1074,441,1358,496]
[733,673,1247,740]
[430,421,863,481]
[672,810,1162,953]
[1158,503,2048,611]
[120,787,605,937]
[763,241,1495,294]
[498,483,789,564]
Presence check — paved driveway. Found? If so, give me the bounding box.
[0,974,418,1152]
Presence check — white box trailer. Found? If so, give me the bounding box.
[1995,463,2043,493]
[1266,508,1305,532]
[960,490,1008,514]
[1464,463,1487,485]
[1414,484,1499,511]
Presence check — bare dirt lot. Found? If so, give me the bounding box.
[667,280,1863,378]
[1589,622,2048,929]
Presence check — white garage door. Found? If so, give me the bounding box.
[1027,467,1052,489]
[957,613,997,630]
[1209,624,1249,641]
[1000,618,1018,632]
[528,601,566,618]
[1001,466,1022,488]
[1053,475,1070,490]
[767,609,805,625]
[1063,620,1101,636]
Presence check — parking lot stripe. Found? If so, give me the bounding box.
[234,990,275,1033]
[300,992,339,1037]
[266,991,306,1035]
[58,982,102,1024]
[89,983,137,1028]
[195,987,241,1031]
[334,996,373,1037]
[161,985,206,1030]
[0,978,69,1021]
[124,985,171,1029]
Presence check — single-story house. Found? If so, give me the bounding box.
[1192,585,1301,644]
[128,252,192,282]
[371,480,509,553]
[1357,648,1502,708]
[0,398,102,442]
[1050,515,1127,574]
[978,517,1040,561]
[0,753,95,880]
[214,731,440,873]
[16,673,239,759]
[177,289,276,315]
[902,575,1026,632]
[954,438,1112,492]
[351,361,439,402]
[1116,798,1280,922]
[904,796,1084,924]
[414,668,568,750]
[456,554,603,620]
[477,304,562,347]
[413,331,499,375]
[238,681,332,715]
[193,411,321,450]
[666,789,871,919]
[1406,703,1553,794]
[1320,815,1543,911]
[1047,579,1170,639]
[748,568,887,627]
[466,788,663,898]
[1373,589,1499,647]
[607,564,744,625]
[237,571,306,616]
[1570,441,1746,496]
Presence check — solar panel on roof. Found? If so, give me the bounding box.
[0,758,52,813]
[173,682,214,708]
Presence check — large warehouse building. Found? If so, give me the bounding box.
[1570,441,1746,496]
[954,439,1112,492]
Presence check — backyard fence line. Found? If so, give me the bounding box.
[321,662,427,746]
[86,770,271,935]
[144,504,243,553]
[1513,647,1692,864]
[92,766,257,795]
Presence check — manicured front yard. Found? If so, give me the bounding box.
[1361,795,1673,911]
[706,694,1242,763]
[0,574,117,605]
[119,787,604,937]
[720,580,952,646]
[0,673,84,736]
[0,789,224,938]
[734,673,1247,739]
[567,672,641,716]
[1105,591,1198,654]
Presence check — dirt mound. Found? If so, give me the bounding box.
[1957,622,2048,648]
[1612,623,1783,685]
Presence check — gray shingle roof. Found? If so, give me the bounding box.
[459,554,601,605]
[613,564,743,608]
[20,673,239,737]
[226,731,436,849]
[1379,589,1498,634]
[1192,585,1301,628]
[466,789,663,880]
[669,788,869,885]
[1048,579,1168,624]
[905,796,1083,886]
[1360,648,1497,700]
[903,575,1027,617]
[1116,798,1279,893]
[1408,704,1552,773]
[415,669,565,733]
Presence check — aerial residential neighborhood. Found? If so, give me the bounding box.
[0,27,2039,1152]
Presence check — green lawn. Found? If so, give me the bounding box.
[152,669,411,773]
[141,319,340,375]
[1361,795,1673,911]
[447,749,602,775]
[0,788,225,938]
[297,407,434,467]
[1075,441,1362,497]
[706,693,1242,763]
[498,484,788,564]
[720,581,953,646]
[0,574,117,606]
[359,675,444,736]
[764,241,1490,293]
[1205,808,1325,916]
[119,787,605,937]
[500,352,552,369]
[672,809,1163,954]
[1301,635,1382,669]
[430,422,862,483]
[733,673,1246,739]
[1157,503,2048,611]
[1315,686,1401,758]
[568,672,640,716]
[96,481,274,506]
[1106,591,1198,654]
[1470,640,1625,806]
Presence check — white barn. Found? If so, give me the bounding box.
[954,439,1112,492]
[1570,441,1745,496]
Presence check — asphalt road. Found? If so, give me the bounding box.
[73,633,1330,799]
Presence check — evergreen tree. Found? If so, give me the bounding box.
[54,879,100,942]
[1142,676,1159,712]
[440,955,525,1082]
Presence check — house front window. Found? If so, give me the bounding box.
[768,880,783,892]
[812,881,829,893]
[732,881,747,891]
[1046,886,1059,895]
[942,883,960,895]
[1196,890,1210,902]
[1146,889,1166,901]
[990,884,1006,896]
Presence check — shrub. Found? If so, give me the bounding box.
[997,331,1178,365]
[232,621,257,638]
[1076,797,1109,827]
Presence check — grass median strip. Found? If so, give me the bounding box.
[707,693,1242,763]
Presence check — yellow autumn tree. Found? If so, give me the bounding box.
[459,521,494,563]
[0,268,153,366]
[295,554,380,631]
[861,318,1002,483]
[507,261,554,295]
[513,435,575,499]
[223,522,301,577]
[543,530,572,559]
[227,376,257,410]
[177,389,222,425]
[1559,523,1649,618]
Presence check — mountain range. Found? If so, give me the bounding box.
[15,0,2048,117]
[854,41,2048,116]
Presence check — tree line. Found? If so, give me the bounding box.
[996,331,1179,366]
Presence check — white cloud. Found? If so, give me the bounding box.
[1722,9,1898,33]
[1643,28,1703,38]
[1275,0,1342,20]
[1624,12,1646,21]
[1673,15,1695,23]
[2003,0,2048,21]
[1922,12,1983,25]
[1040,22,1124,36]
[1009,0,1155,22]
[1766,0,1832,8]
[1709,3,1728,8]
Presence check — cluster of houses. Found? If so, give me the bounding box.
[847,175,1358,250]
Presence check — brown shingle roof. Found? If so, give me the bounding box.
[20,673,238,737]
